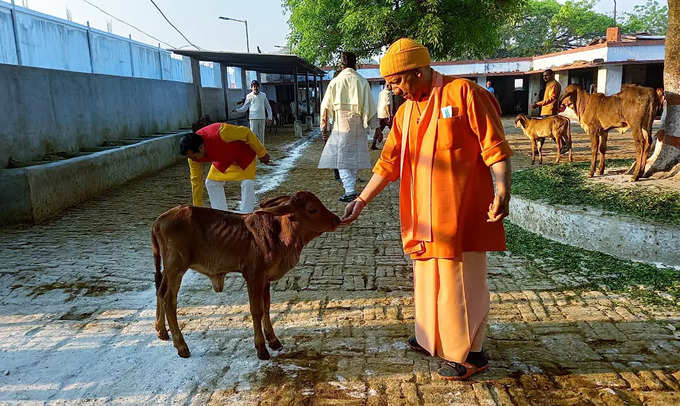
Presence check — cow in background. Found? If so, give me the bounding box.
[514,114,573,164]
[560,84,658,180]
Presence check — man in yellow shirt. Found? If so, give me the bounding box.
[179,122,270,213]
[532,69,561,116]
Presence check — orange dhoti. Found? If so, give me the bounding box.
[414,252,489,362]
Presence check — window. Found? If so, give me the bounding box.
[514,78,524,89]
[227,67,243,89]
[246,70,258,84]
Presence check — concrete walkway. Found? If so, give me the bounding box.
[1,130,679,405]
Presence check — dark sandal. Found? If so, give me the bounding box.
[407,337,430,355]
[437,360,489,381]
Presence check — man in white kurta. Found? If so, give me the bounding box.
[318,52,377,202]
[235,80,273,144]
[372,84,394,150]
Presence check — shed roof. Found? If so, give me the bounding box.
[171,50,325,76]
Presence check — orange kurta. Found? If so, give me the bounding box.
[539,79,561,116]
[374,77,512,260]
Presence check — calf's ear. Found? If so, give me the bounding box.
[259,204,294,216]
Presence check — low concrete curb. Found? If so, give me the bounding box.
[508,196,680,268]
[0,132,188,225]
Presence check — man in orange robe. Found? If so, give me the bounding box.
[341,38,512,380]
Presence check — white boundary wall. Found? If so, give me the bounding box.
[0,1,208,83]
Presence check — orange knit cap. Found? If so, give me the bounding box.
[379,38,431,77]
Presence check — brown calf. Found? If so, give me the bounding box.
[151,191,341,360]
[514,114,573,164]
[560,84,658,180]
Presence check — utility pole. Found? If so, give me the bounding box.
[613,0,617,25]
[218,17,250,53]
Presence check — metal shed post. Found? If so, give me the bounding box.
[220,63,229,121]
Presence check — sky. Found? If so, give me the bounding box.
[2,0,291,53]
[1,0,667,53]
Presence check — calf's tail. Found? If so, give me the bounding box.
[561,117,572,147]
[151,229,162,291]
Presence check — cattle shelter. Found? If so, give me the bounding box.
[325,27,665,118]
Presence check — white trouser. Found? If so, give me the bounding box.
[205,179,228,211]
[250,119,266,144]
[240,179,256,213]
[338,169,357,195]
[204,178,256,213]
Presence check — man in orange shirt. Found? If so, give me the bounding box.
[341,38,512,380]
[532,69,561,117]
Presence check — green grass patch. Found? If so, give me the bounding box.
[503,221,680,306]
[512,160,680,226]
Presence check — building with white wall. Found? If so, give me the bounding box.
[324,27,665,116]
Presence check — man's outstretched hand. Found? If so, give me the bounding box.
[259,153,276,166]
[340,198,366,225]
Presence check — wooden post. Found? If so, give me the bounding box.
[315,75,321,112]
[294,68,299,120]
[305,72,310,116]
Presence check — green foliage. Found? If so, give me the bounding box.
[282,0,523,65]
[621,0,668,35]
[512,161,680,226]
[495,0,614,57]
[503,221,680,305]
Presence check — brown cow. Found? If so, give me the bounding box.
[514,114,573,164]
[151,191,341,360]
[560,84,658,180]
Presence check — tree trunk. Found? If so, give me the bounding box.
[644,0,680,178]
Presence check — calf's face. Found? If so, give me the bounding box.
[289,191,341,233]
[560,85,579,110]
[513,115,525,129]
[261,192,340,233]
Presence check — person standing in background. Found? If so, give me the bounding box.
[531,69,561,117]
[371,83,393,150]
[318,51,377,202]
[485,80,495,95]
[234,80,273,144]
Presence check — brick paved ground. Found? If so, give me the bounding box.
[1,127,679,405]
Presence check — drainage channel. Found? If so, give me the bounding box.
[255,131,319,195]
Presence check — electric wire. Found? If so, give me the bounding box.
[148,0,201,50]
[80,0,179,49]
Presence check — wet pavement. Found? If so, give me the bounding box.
[1,126,679,405]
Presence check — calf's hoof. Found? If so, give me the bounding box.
[176,344,191,358]
[268,339,284,351]
[256,347,271,360]
[157,329,170,341]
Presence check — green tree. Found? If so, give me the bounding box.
[496,0,614,57]
[621,0,668,34]
[283,0,523,65]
